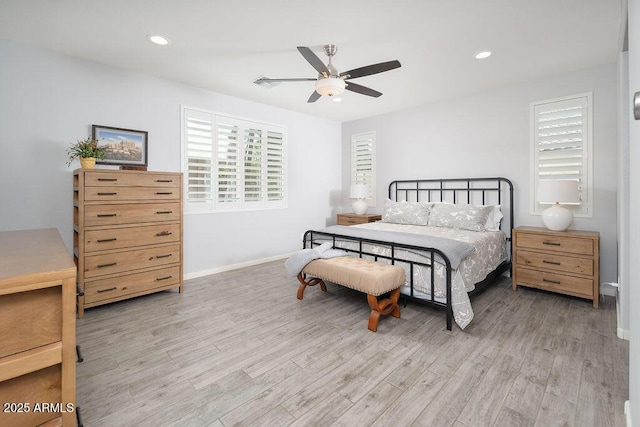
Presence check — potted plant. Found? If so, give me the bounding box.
[66,137,105,168]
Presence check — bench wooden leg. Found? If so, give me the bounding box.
[366,287,401,332]
[296,273,327,300]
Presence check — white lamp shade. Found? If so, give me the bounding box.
[538,180,580,204]
[315,77,346,97]
[350,184,370,199]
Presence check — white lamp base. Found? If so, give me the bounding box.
[351,199,367,215]
[541,204,574,231]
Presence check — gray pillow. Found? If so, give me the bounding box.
[428,203,494,232]
[381,199,432,225]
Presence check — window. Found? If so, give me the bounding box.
[351,131,376,206]
[182,106,287,213]
[530,93,593,217]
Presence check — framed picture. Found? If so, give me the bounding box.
[92,125,148,167]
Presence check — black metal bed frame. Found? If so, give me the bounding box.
[303,177,514,330]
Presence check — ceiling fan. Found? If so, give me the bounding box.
[254,44,401,103]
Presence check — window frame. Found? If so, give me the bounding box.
[529,92,593,218]
[181,105,287,214]
[350,131,377,207]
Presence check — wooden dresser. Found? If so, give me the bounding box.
[0,228,76,426]
[337,213,382,226]
[512,226,600,307]
[74,169,183,317]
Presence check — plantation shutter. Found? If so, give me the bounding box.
[530,93,592,216]
[216,119,241,208]
[266,130,286,203]
[182,106,287,212]
[351,131,376,205]
[184,108,214,211]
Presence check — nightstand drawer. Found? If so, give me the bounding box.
[516,233,593,256]
[515,250,593,276]
[515,267,593,298]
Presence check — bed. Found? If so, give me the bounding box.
[301,177,514,330]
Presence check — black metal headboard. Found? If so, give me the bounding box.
[388,177,515,243]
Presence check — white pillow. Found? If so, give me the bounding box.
[381,199,432,226]
[484,205,503,231]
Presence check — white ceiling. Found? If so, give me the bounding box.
[0,0,622,122]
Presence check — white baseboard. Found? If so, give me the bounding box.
[625,400,632,427]
[615,287,631,341]
[617,327,631,340]
[184,252,293,280]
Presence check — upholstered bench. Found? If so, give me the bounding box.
[296,256,406,332]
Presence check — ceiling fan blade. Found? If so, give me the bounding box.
[255,77,317,83]
[297,46,330,77]
[345,82,382,97]
[307,91,322,103]
[340,60,401,79]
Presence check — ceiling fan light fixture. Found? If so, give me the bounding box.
[315,77,346,97]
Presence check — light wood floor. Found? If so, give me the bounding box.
[76,260,628,427]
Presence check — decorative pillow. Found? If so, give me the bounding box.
[428,203,494,232]
[381,199,432,226]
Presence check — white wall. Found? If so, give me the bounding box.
[341,63,619,285]
[617,50,630,339]
[0,41,342,276]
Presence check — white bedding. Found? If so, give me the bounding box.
[333,222,508,329]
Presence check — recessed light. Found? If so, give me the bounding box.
[332,97,343,103]
[148,35,170,46]
[474,51,492,59]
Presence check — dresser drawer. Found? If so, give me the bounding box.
[515,267,593,298]
[83,186,180,202]
[0,287,61,358]
[84,203,181,226]
[84,223,180,252]
[83,244,181,279]
[84,266,181,304]
[84,172,180,188]
[515,250,593,276]
[516,232,593,256]
[0,364,62,427]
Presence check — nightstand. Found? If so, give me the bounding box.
[337,213,382,226]
[512,226,600,307]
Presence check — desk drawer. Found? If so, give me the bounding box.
[516,233,593,256]
[84,203,181,226]
[515,250,593,276]
[84,223,180,252]
[84,266,181,304]
[83,244,181,278]
[516,267,593,298]
[0,287,61,358]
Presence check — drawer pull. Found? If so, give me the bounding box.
[542,260,561,266]
[76,345,84,363]
[97,286,117,293]
[542,240,561,246]
[97,238,117,243]
[155,179,173,183]
[97,178,118,182]
[97,213,117,217]
[156,231,173,237]
[156,254,172,259]
[156,275,173,281]
[77,285,85,297]
[97,262,117,268]
[542,278,561,285]
[156,192,173,195]
[156,211,173,214]
[97,192,117,196]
